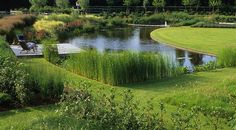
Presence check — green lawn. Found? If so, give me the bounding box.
[1,58,236,129]
[151,27,236,55]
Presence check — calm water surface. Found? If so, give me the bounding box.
[68,27,216,70]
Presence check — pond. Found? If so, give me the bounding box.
[68,27,216,70]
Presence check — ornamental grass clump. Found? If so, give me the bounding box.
[0,14,36,35]
[24,63,64,103]
[218,47,236,67]
[64,51,182,85]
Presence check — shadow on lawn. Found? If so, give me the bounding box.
[0,105,56,118]
[26,115,89,130]
[119,73,207,91]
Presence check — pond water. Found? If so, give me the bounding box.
[68,27,216,70]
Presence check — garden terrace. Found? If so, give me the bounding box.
[10,44,83,57]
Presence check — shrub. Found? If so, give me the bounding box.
[64,51,182,85]
[0,14,36,35]
[30,6,72,14]
[43,14,76,23]
[0,93,13,107]
[193,61,217,72]
[0,37,29,104]
[42,38,61,64]
[218,47,236,67]
[137,13,165,25]
[191,22,236,28]
[33,20,64,34]
[107,17,126,27]
[82,22,96,33]
[58,84,166,130]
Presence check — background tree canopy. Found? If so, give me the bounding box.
[0,0,235,11]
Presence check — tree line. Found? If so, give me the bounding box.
[0,0,235,11]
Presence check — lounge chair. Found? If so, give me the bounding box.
[17,35,38,53]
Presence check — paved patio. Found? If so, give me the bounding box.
[10,43,83,57]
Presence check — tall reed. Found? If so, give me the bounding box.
[218,47,236,67]
[24,62,64,103]
[64,51,182,85]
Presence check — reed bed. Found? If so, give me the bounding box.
[0,14,36,34]
[64,51,182,85]
[218,47,236,67]
[24,63,64,102]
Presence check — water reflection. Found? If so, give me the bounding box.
[68,27,216,68]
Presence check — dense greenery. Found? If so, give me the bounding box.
[1,59,236,129]
[64,51,183,85]
[2,0,236,11]
[23,60,64,104]
[0,14,36,35]
[218,47,236,67]
[0,36,64,108]
[1,2,236,129]
[0,36,27,105]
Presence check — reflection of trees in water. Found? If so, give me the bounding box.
[190,54,203,65]
[79,28,134,40]
[176,49,185,58]
[140,27,159,42]
[99,28,134,40]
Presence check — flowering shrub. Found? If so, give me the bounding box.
[43,14,75,23]
[65,20,82,28]
[33,20,64,33]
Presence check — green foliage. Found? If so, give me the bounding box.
[182,0,197,7]
[24,62,64,104]
[0,93,13,107]
[106,0,114,6]
[82,22,96,33]
[42,38,61,64]
[143,0,149,12]
[152,0,166,12]
[135,12,200,25]
[58,84,166,129]
[193,61,217,72]
[29,0,47,8]
[30,6,72,14]
[56,0,69,8]
[0,37,28,104]
[43,14,76,23]
[64,51,182,85]
[218,47,236,67]
[77,0,89,11]
[209,0,222,12]
[123,0,140,6]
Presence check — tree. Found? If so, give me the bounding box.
[209,0,222,12]
[106,0,114,6]
[29,0,47,7]
[143,0,149,13]
[77,0,89,13]
[123,0,140,14]
[152,0,166,13]
[182,0,197,11]
[56,0,69,8]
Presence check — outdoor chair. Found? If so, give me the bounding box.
[17,34,38,53]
